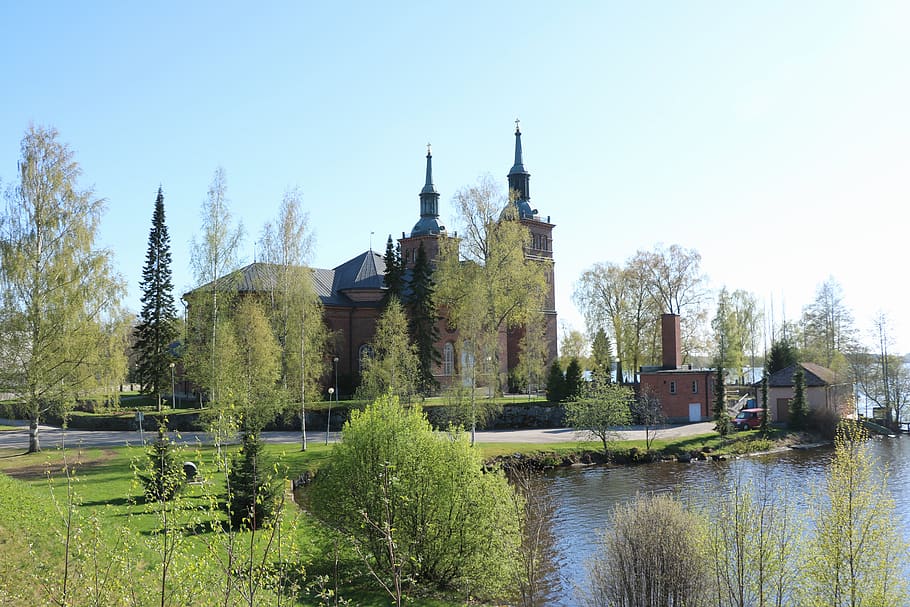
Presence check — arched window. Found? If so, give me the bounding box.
[443,342,455,376]
[358,344,374,375]
[460,340,475,387]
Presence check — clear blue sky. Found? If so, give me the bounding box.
[2,2,908,354]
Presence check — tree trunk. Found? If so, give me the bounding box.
[28,416,40,453]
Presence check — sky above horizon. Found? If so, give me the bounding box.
[2,2,908,355]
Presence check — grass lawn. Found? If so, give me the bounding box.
[0,424,787,606]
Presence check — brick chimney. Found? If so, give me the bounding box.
[661,313,682,370]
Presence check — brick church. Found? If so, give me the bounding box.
[194,125,557,395]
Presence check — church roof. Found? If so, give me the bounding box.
[184,250,387,308]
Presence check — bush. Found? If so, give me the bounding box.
[583,493,707,607]
[806,407,840,440]
[310,392,520,598]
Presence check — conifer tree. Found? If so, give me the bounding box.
[228,431,282,530]
[383,234,403,300]
[760,370,771,434]
[714,365,730,435]
[546,360,565,403]
[790,366,809,430]
[134,186,179,401]
[408,242,440,394]
[564,357,583,401]
[591,328,613,382]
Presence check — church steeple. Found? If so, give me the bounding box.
[507,120,534,219]
[410,144,443,237]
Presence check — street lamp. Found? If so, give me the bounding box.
[326,387,334,445]
[169,362,176,409]
[325,356,339,445]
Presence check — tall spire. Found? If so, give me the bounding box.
[507,119,534,218]
[410,144,443,237]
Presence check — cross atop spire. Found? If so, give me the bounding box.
[515,117,520,133]
[427,142,432,156]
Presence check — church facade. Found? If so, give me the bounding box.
[314,125,558,394]
[186,126,557,396]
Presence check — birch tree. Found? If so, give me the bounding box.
[186,167,243,406]
[0,125,127,452]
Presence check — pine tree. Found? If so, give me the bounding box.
[713,365,730,435]
[228,432,283,530]
[134,187,179,401]
[591,328,613,382]
[546,361,565,403]
[790,366,809,430]
[383,234,404,300]
[766,339,799,375]
[140,426,185,502]
[760,370,771,434]
[564,358,583,401]
[408,242,440,394]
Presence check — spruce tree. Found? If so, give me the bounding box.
[564,358,583,401]
[546,361,565,403]
[228,432,283,530]
[713,365,730,435]
[766,339,799,375]
[409,242,440,394]
[383,234,404,300]
[790,366,809,430]
[591,328,613,382]
[760,370,771,434]
[134,186,179,400]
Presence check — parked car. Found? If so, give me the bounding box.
[732,408,765,430]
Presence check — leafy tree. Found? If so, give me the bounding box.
[232,298,281,431]
[713,287,744,376]
[635,243,708,316]
[187,167,244,406]
[573,262,630,384]
[545,360,565,403]
[514,311,549,397]
[134,186,179,404]
[789,366,808,430]
[584,493,707,607]
[799,277,855,375]
[311,393,520,599]
[435,176,548,397]
[227,431,283,530]
[565,380,633,454]
[0,126,128,452]
[139,426,185,502]
[801,420,908,606]
[408,242,440,394]
[631,386,665,450]
[703,471,801,607]
[258,189,327,447]
[559,329,589,368]
[590,328,613,382]
[357,297,419,403]
[563,357,584,401]
[382,234,404,300]
[766,339,798,375]
[713,365,730,435]
[849,312,909,428]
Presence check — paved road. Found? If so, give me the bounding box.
[0,420,716,451]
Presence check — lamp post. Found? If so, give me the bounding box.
[325,356,339,445]
[169,362,176,409]
[326,387,334,445]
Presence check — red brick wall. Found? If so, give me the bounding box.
[639,370,715,422]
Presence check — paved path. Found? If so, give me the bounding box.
[0,420,716,451]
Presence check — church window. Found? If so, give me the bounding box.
[443,342,454,376]
[358,344,374,375]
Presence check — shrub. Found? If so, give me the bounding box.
[139,427,184,502]
[310,392,520,599]
[583,493,707,606]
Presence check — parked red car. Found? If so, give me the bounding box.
[732,408,765,430]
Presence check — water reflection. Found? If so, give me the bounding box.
[531,436,908,607]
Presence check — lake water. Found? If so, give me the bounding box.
[534,435,910,606]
